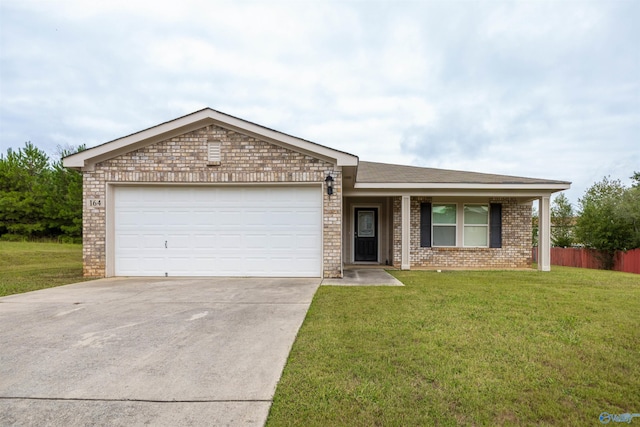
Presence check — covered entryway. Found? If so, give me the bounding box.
[112,185,322,277]
[343,198,393,266]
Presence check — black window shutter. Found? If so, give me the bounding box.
[490,203,502,248]
[420,203,432,247]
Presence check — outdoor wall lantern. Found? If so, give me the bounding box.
[325,174,334,196]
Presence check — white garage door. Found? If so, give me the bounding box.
[114,186,322,277]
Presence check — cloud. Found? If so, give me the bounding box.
[400,107,493,160]
[0,0,638,206]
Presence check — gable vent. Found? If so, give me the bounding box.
[208,141,221,165]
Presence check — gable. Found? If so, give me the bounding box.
[63,108,358,170]
[96,124,332,177]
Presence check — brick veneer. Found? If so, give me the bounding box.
[392,197,532,269]
[82,124,342,278]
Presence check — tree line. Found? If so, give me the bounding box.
[0,142,84,242]
[550,172,640,268]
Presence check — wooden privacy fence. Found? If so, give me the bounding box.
[532,247,640,274]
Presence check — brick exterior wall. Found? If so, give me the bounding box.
[82,124,342,278]
[392,197,532,269]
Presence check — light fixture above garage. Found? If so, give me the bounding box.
[325,174,334,196]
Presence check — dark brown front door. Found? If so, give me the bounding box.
[354,208,378,262]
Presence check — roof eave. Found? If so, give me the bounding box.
[354,182,571,191]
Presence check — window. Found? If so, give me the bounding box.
[463,204,489,247]
[432,204,457,246]
[425,203,495,248]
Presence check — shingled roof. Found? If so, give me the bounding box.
[356,161,570,185]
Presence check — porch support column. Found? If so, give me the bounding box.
[538,195,551,271]
[401,195,411,270]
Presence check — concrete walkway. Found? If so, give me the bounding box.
[0,277,320,426]
[321,268,404,286]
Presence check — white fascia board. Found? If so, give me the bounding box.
[62,156,85,168]
[343,189,558,199]
[63,108,359,169]
[354,182,571,191]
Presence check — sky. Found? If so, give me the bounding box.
[1,0,638,205]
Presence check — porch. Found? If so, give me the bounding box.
[342,195,553,272]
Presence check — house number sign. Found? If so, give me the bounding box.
[88,199,103,207]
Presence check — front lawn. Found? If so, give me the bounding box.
[268,268,640,426]
[0,241,88,297]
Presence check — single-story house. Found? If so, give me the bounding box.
[63,108,570,278]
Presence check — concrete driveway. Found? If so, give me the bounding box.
[0,277,320,426]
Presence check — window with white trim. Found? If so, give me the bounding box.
[429,203,491,248]
[463,204,489,247]
[432,204,457,246]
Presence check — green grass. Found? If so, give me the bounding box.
[267,268,640,426]
[0,241,88,296]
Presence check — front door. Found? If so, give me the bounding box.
[354,208,378,262]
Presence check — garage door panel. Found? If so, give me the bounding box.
[166,234,192,249]
[215,210,244,226]
[118,211,163,225]
[244,211,270,226]
[297,236,321,249]
[214,195,245,207]
[292,210,318,222]
[268,211,295,226]
[270,234,295,249]
[114,186,322,277]
[244,258,270,272]
[244,234,270,249]
[139,257,166,273]
[116,211,143,226]
[192,234,218,248]
[115,235,160,253]
[215,233,244,248]
[191,257,216,269]
[164,210,192,224]
[139,234,165,249]
[169,189,196,202]
[269,258,317,276]
[166,257,193,275]
[190,211,216,225]
[216,257,245,274]
[117,234,142,249]
[116,187,144,202]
